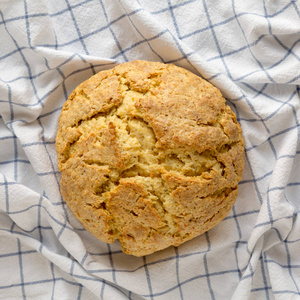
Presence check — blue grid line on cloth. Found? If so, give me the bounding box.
[80,252,88,265]
[206,35,266,63]
[241,89,299,123]
[24,0,32,48]
[164,51,196,65]
[0,8,278,86]
[279,238,299,294]
[203,233,215,300]
[261,253,271,300]
[232,59,300,83]
[37,195,44,243]
[1,53,78,83]
[0,0,93,26]
[231,3,274,85]
[292,0,300,16]
[179,5,300,45]
[165,1,199,73]
[56,66,69,102]
[67,274,130,297]
[286,73,300,85]
[78,249,249,275]
[16,7,144,51]
[0,159,30,166]
[3,175,9,213]
[5,91,18,184]
[119,0,200,69]
[0,219,72,239]
[153,0,297,21]
[167,0,181,40]
[237,86,272,138]
[5,221,53,234]
[253,214,295,230]
[17,238,26,299]
[198,6,300,60]
[151,0,197,16]
[174,247,184,300]
[22,141,56,148]
[36,115,67,204]
[0,60,116,109]
[0,220,117,298]
[99,0,129,62]
[0,248,36,259]
[153,4,197,71]
[77,284,83,300]
[138,269,243,299]
[100,280,105,299]
[202,0,234,82]
[0,2,298,85]
[263,0,296,67]
[265,256,300,272]
[57,219,69,239]
[86,253,204,274]
[0,13,43,108]
[2,188,70,231]
[266,189,275,227]
[117,0,166,63]
[231,205,243,278]
[110,29,168,61]
[205,48,300,87]
[64,0,90,55]
[0,277,85,291]
[243,151,264,204]
[245,125,299,152]
[50,262,57,298]
[70,258,77,277]
[143,256,154,300]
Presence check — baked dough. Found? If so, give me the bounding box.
[56,60,245,256]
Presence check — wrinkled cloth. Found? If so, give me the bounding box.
[0,1,300,299]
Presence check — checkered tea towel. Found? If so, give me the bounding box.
[0,0,299,299]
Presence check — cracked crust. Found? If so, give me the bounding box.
[56,60,245,256]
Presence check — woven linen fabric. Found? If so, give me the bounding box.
[1,0,300,299]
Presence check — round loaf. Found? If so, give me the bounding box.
[56,60,245,256]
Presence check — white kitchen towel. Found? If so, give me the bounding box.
[0,0,300,299]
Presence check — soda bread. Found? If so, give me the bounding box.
[56,60,245,256]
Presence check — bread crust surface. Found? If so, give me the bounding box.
[56,60,245,256]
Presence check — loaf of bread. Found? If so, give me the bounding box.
[56,60,245,256]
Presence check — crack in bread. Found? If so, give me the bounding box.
[56,60,245,256]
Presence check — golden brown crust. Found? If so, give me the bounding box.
[56,60,245,256]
